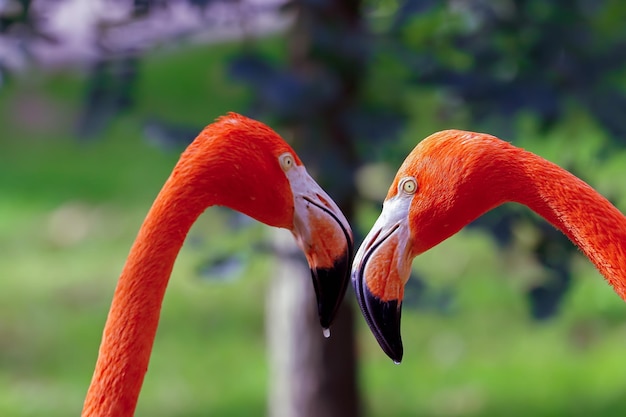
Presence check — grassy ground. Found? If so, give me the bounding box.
[2,40,626,417]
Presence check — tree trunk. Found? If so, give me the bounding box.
[266,0,365,416]
[267,230,359,417]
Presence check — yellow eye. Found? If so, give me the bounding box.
[279,153,295,172]
[400,178,417,194]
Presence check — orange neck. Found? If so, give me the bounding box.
[514,151,626,300]
[80,114,299,416]
[82,175,206,417]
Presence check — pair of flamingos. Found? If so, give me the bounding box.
[82,113,626,416]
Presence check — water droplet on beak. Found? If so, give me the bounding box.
[322,328,331,338]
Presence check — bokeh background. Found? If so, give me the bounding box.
[2,0,626,416]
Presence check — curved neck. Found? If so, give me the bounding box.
[82,175,207,416]
[513,150,626,299]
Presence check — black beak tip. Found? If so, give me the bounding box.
[361,284,404,363]
[311,259,351,330]
[389,343,404,364]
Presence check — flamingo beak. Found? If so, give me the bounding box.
[351,196,413,363]
[291,172,354,330]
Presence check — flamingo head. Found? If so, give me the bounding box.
[185,113,353,329]
[351,130,514,362]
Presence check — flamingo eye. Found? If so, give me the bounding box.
[400,177,417,195]
[279,153,295,172]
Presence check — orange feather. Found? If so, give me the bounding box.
[352,129,626,362]
[395,130,626,297]
[82,113,352,415]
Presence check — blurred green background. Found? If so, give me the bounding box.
[2,1,626,416]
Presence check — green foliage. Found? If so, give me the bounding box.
[2,39,626,416]
[368,0,626,141]
[136,43,251,123]
[2,2,626,415]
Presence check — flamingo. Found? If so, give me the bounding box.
[81,113,353,416]
[351,129,626,363]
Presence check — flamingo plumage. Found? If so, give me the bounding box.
[352,129,626,363]
[82,113,353,416]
